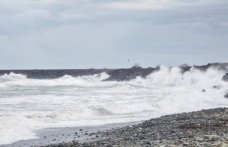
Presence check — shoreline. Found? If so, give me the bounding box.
[2,122,140,147]
[48,108,228,147]
[2,108,228,147]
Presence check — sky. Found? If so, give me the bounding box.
[0,0,227,69]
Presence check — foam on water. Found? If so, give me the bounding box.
[0,67,228,145]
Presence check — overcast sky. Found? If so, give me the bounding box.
[0,0,227,69]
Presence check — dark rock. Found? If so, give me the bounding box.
[193,63,228,72]
[222,73,228,82]
[202,89,206,92]
[224,93,228,98]
[89,133,95,136]
[145,141,151,145]
[212,85,220,89]
[79,129,83,131]
[139,136,146,140]
[72,140,78,144]
[179,64,191,73]
[105,66,159,81]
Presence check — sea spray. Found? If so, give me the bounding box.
[0,66,228,145]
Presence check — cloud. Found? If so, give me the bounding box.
[0,0,227,68]
[108,0,223,11]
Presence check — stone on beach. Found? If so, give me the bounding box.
[45,108,228,147]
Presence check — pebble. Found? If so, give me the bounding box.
[44,108,228,147]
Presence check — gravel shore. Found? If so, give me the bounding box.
[43,108,228,147]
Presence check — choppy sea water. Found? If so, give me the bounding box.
[0,66,228,145]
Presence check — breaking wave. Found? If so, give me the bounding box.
[0,66,228,145]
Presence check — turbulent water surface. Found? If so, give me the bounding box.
[0,66,228,145]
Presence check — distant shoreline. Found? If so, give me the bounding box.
[0,62,228,81]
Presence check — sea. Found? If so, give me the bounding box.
[0,65,228,145]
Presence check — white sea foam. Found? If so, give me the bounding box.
[0,67,228,145]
